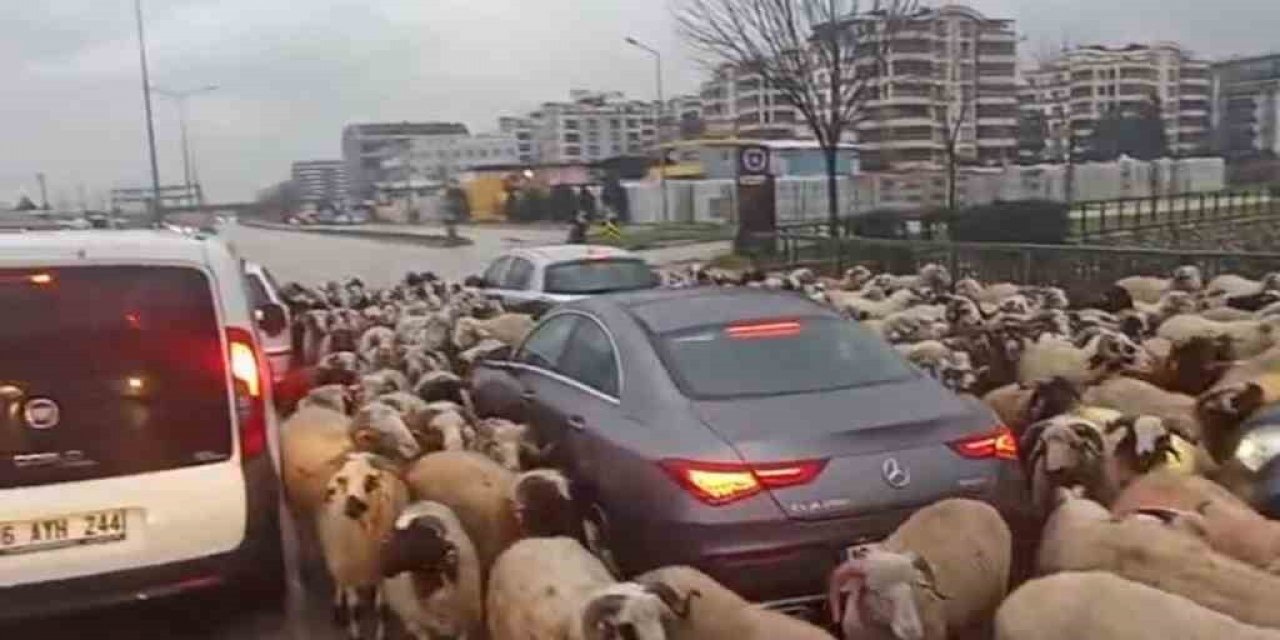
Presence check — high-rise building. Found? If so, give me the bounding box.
[1212,53,1280,158]
[850,4,1019,169]
[290,160,349,206]
[1021,42,1212,161]
[378,133,521,185]
[341,122,470,200]
[498,117,536,163]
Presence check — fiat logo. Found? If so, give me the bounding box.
[881,457,911,489]
[23,398,61,430]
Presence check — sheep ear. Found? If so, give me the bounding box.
[351,428,381,452]
[580,594,626,640]
[907,552,945,599]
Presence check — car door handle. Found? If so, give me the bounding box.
[521,389,536,402]
[567,415,587,431]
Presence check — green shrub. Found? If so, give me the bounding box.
[949,200,1070,244]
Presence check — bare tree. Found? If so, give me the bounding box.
[675,0,921,238]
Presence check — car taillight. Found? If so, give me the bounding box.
[949,424,1018,461]
[660,458,827,506]
[725,320,802,340]
[227,327,267,459]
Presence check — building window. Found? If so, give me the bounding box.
[588,145,600,157]
[611,118,622,128]
[627,119,639,128]
[564,146,581,157]
[564,119,580,130]
[564,132,581,143]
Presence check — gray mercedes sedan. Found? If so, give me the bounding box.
[471,288,1028,614]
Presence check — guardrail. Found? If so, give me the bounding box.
[1072,185,1278,241]
[751,231,1280,301]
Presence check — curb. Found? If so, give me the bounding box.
[237,219,473,247]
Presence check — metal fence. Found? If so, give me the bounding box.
[752,231,1280,301]
[1072,186,1277,241]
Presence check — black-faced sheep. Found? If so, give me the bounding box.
[380,500,484,640]
[996,571,1280,640]
[486,537,679,640]
[511,469,586,542]
[404,451,521,583]
[828,499,1010,640]
[317,453,411,640]
[1018,415,1112,513]
[634,565,835,640]
[1037,486,1280,629]
[1158,314,1280,359]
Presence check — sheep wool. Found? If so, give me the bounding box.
[996,572,1280,640]
[486,537,616,640]
[280,406,354,516]
[634,566,835,640]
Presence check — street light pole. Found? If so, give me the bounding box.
[625,37,668,223]
[134,0,163,224]
[153,85,218,208]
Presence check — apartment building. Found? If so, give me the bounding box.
[1212,53,1280,158]
[378,132,521,187]
[341,122,470,200]
[699,65,808,139]
[1021,42,1212,160]
[851,4,1019,169]
[504,90,661,164]
[290,160,349,205]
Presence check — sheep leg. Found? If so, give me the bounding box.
[373,587,388,640]
[345,587,363,640]
[332,585,347,627]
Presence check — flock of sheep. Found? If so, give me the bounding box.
[271,261,1280,640]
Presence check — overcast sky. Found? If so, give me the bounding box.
[5,0,1279,205]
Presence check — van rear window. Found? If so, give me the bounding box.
[0,267,232,489]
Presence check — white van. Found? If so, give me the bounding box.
[0,231,285,620]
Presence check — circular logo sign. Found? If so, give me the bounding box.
[739,146,770,175]
[23,398,61,430]
[881,457,911,489]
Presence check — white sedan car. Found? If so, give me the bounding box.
[473,245,660,314]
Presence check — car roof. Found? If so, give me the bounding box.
[571,287,835,334]
[0,230,219,266]
[509,244,639,265]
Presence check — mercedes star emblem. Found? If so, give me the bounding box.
[881,457,911,489]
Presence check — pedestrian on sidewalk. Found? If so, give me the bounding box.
[567,209,589,244]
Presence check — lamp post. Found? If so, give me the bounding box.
[153,85,218,207]
[134,0,163,223]
[625,36,668,223]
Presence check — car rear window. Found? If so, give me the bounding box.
[543,258,655,295]
[0,267,233,489]
[657,316,916,399]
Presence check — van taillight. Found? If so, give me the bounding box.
[226,327,267,458]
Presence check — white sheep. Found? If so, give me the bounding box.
[358,325,397,356]
[1037,486,1280,629]
[1017,331,1153,385]
[1019,415,1114,512]
[280,405,353,516]
[1158,314,1280,358]
[633,565,835,640]
[380,500,484,640]
[832,289,926,322]
[360,368,412,400]
[453,313,535,351]
[317,453,411,640]
[1112,471,1280,575]
[1080,376,1204,443]
[1207,272,1280,298]
[1116,266,1203,305]
[486,537,676,640]
[349,401,422,464]
[473,417,534,471]
[828,499,1010,640]
[995,571,1280,640]
[404,451,521,582]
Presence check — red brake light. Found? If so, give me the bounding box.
[949,425,1018,461]
[725,320,802,340]
[226,327,267,458]
[660,458,827,506]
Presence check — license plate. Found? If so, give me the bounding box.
[0,509,129,557]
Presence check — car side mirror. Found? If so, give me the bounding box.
[464,275,487,288]
[255,303,288,337]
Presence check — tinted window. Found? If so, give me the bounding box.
[504,258,534,291]
[543,259,655,295]
[658,316,916,399]
[517,315,579,370]
[559,321,619,397]
[483,257,512,287]
[0,267,233,489]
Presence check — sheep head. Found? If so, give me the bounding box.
[580,582,676,640]
[1106,415,1181,475]
[945,296,985,333]
[475,418,527,471]
[917,263,951,292]
[318,351,361,378]
[511,469,584,540]
[1171,265,1204,293]
[351,402,422,462]
[380,506,460,587]
[828,545,942,640]
[1197,382,1267,462]
[844,265,873,290]
[1086,331,1154,378]
[300,384,360,415]
[1021,416,1107,513]
[323,453,405,525]
[1023,377,1081,426]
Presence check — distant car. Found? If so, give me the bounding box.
[474,245,659,316]
[0,231,285,621]
[471,288,1029,613]
[1231,404,1280,517]
[241,260,293,385]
